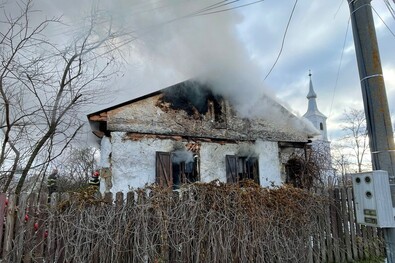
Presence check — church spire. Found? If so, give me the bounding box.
[307,70,317,99]
[306,70,322,114]
[305,71,323,116]
[303,71,328,141]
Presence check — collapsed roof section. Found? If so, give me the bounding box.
[87,79,314,142]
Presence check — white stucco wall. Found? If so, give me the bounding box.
[109,132,175,193]
[100,136,112,168]
[105,132,282,194]
[199,140,281,187]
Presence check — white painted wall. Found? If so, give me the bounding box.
[199,140,281,187]
[100,136,111,168]
[110,132,175,193]
[256,140,282,186]
[104,132,282,194]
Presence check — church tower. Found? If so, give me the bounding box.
[303,71,328,141]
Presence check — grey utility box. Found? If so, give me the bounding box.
[352,170,395,227]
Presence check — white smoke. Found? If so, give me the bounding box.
[172,150,194,164]
[108,0,317,135]
[34,0,318,135]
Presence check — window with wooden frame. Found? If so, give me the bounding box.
[156,151,199,189]
[225,155,260,184]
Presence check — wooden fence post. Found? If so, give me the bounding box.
[46,192,59,263]
[104,192,113,204]
[3,194,16,260]
[315,187,327,263]
[114,191,124,262]
[347,187,359,260]
[0,193,7,258]
[329,188,341,262]
[341,187,353,262]
[324,188,334,262]
[55,193,69,263]
[13,193,28,263]
[23,193,37,263]
[33,193,48,260]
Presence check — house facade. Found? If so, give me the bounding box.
[88,80,317,194]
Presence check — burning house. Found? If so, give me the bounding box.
[87,80,318,194]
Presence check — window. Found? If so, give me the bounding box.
[285,157,316,189]
[285,158,303,188]
[225,155,259,184]
[320,122,324,130]
[156,151,199,189]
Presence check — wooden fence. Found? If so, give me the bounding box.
[0,185,385,262]
[311,187,384,262]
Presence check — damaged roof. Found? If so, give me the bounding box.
[88,79,316,142]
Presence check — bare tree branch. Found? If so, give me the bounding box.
[0,1,122,194]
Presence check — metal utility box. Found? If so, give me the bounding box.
[352,170,395,227]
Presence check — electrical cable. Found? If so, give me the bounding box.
[264,0,298,81]
[371,5,395,39]
[383,0,395,21]
[329,19,350,118]
[192,0,266,17]
[81,0,268,62]
[334,0,345,18]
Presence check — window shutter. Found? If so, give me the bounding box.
[156,152,172,187]
[226,155,238,183]
[248,157,260,184]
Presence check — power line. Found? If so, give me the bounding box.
[264,0,298,81]
[329,19,351,118]
[85,0,269,58]
[334,0,345,18]
[192,0,266,17]
[371,5,395,39]
[383,0,395,21]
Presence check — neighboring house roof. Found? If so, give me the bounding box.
[88,79,316,142]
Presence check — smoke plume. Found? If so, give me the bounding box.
[38,0,318,135]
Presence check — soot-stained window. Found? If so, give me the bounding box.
[156,151,199,189]
[158,80,225,123]
[225,155,259,184]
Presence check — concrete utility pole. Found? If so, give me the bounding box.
[347,0,395,260]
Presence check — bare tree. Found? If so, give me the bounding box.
[0,0,122,194]
[52,146,99,192]
[330,144,351,176]
[334,108,371,174]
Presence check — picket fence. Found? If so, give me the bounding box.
[0,186,386,263]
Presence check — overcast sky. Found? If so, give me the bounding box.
[6,0,395,141]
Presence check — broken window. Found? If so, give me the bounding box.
[156,151,199,189]
[209,99,227,128]
[225,155,259,184]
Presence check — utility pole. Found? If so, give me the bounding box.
[347,0,395,260]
